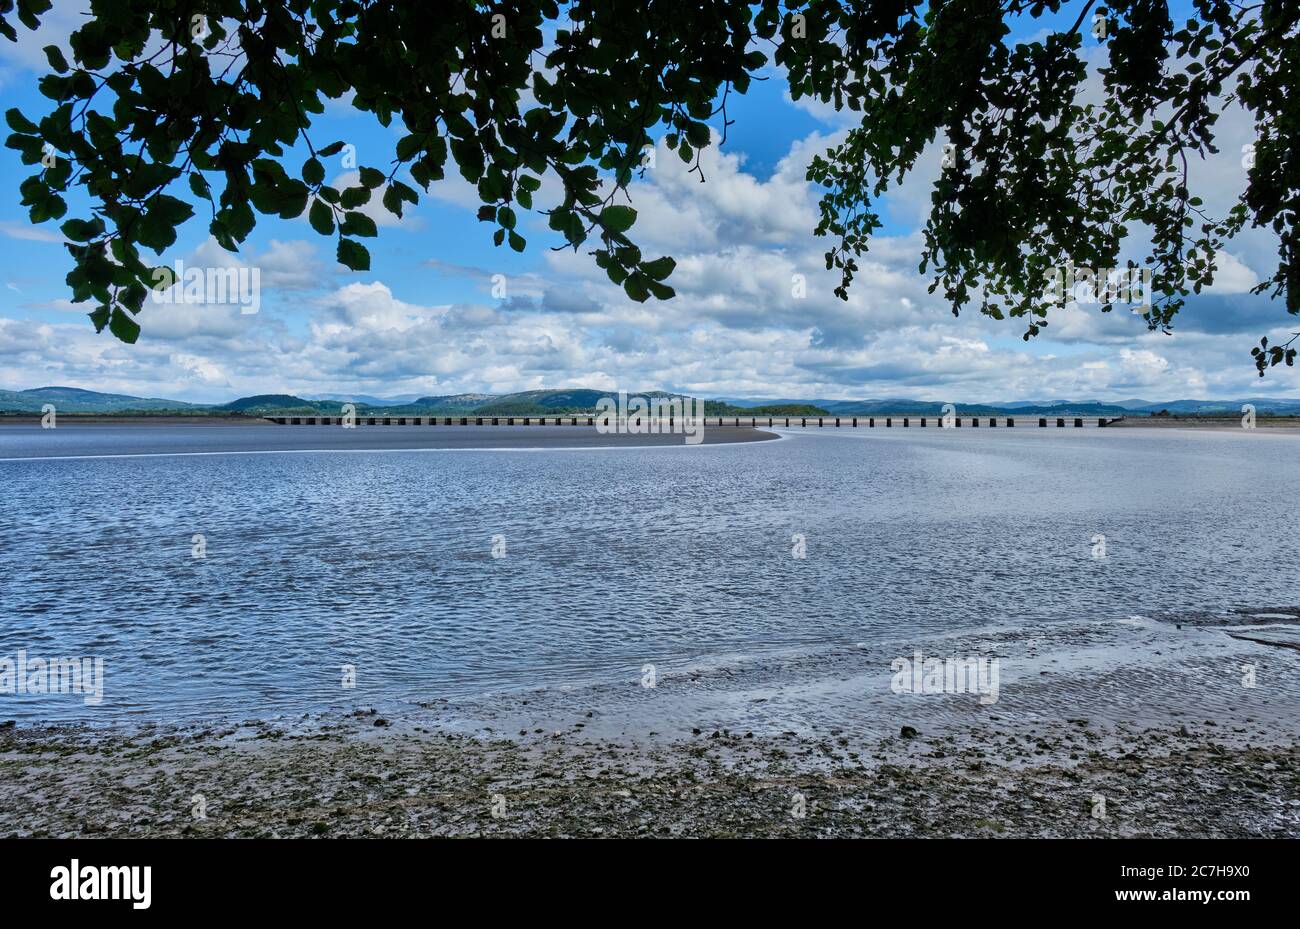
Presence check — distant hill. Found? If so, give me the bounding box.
[1134,398,1300,415]
[712,396,838,409]
[336,390,679,416]
[713,397,1300,416]
[215,394,358,415]
[410,393,496,411]
[704,400,830,416]
[306,393,423,406]
[473,389,678,415]
[710,396,1132,415]
[0,386,199,413]
[4,386,1300,418]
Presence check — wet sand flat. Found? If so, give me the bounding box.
[1109,417,1300,429]
[0,423,776,459]
[2,609,1297,838]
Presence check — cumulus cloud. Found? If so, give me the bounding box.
[0,0,87,89]
[1,99,1298,403]
[1206,252,1259,294]
[186,237,335,292]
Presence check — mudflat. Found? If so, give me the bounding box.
[1,718,1294,838]
[0,422,776,458]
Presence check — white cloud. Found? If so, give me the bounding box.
[0,221,65,243]
[1206,251,1259,294]
[1,86,1297,403]
[0,0,88,89]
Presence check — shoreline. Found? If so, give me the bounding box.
[2,609,1297,838]
[2,717,1294,838]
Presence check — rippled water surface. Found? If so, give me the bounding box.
[1,424,1297,726]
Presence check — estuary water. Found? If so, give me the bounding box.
[1,423,1298,736]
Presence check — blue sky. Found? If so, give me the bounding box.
[1,0,1296,403]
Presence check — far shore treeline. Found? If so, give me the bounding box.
[3,386,1300,419]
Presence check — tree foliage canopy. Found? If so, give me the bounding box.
[2,0,1296,371]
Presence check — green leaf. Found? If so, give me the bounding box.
[337,238,370,271]
[302,157,325,185]
[60,217,104,241]
[309,198,334,235]
[600,205,637,233]
[686,121,711,148]
[390,180,418,204]
[274,180,310,219]
[151,194,194,226]
[340,186,371,209]
[5,108,38,134]
[108,306,140,343]
[395,134,422,162]
[642,256,676,281]
[43,45,69,73]
[646,280,675,300]
[623,274,650,302]
[340,211,377,237]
